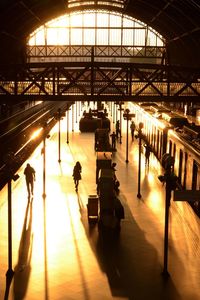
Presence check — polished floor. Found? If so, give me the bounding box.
[1,103,200,300]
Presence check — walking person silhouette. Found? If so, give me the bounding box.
[24,163,36,197]
[144,144,151,167]
[130,121,136,141]
[72,161,82,192]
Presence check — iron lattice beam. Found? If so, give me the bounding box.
[0,62,199,102]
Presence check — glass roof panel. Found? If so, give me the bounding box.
[28,9,164,47]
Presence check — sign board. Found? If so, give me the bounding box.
[173,190,200,202]
[123,113,135,119]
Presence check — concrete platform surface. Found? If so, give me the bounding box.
[0,103,200,300]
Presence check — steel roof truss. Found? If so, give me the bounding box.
[132,67,163,96]
[172,69,200,96]
[57,66,89,95]
[96,66,126,95]
[20,67,51,95]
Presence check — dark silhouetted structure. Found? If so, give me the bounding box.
[24,163,36,197]
[73,161,82,191]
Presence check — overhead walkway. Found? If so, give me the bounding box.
[0,62,200,103]
[0,103,200,300]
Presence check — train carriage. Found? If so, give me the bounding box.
[129,102,169,160]
[167,129,200,214]
[129,101,200,216]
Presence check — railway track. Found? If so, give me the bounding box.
[0,100,73,189]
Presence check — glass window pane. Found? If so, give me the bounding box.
[147,30,159,46]
[29,36,35,46]
[47,16,68,27]
[56,16,69,27]
[46,28,58,44]
[123,17,134,28]
[135,29,145,46]
[83,12,95,27]
[84,29,95,44]
[71,28,82,44]
[57,28,69,45]
[34,29,45,45]
[157,36,163,46]
[97,29,108,44]
[97,13,108,27]
[135,21,144,28]
[70,14,82,27]
[123,29,133,45]
[110,14,121,27]
[110,29,121,45]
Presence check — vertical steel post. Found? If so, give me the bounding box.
[119,106,122,144]
[119,103,123,144]
[125,116,129,163]
[137,129,142,198]
[66,109,69,144]
[163,169,172,277]
[72,104,74,132]
[115,102,118,123]
[159,153,175,277]
[78,102,80,116]
[7,179,14,277]
[76,102,78,123]
[42,137,46,199]
[58,109,61,163]
[113,102,115,124]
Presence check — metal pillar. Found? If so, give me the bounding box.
[123,109,134,163]
[66,109,69,144]
[113,102,115,124]
[6,179,14,278]
[42,137,46,199]
[158,153,176,277]
[116,103,118,123]
[137,123,143,199]
[72,104,74,132]
[163,175,171,276]
[78,102,80,116]
[137,130,142,198]
[76,102,78,123]
[118,102,123,144]
[58,109,61,163]
[126,117,129,163]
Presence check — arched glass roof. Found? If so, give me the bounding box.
[28,10,164,47]
[27,9,165,64]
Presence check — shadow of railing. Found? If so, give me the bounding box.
[66,194,91,300]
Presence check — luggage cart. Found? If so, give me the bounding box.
[87,195,99,223]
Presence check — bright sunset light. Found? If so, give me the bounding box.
[28,10,164,47]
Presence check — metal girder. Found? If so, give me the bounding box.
[1,94,199,104]
[0,62,199,101]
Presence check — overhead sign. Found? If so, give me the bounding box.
[123,113,135,119]
[173,190,200,202]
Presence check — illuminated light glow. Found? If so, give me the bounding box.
[30,128,43,140]
[146,190,164,215]
[27,10,164,48]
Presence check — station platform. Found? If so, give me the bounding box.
[0,103,200,300]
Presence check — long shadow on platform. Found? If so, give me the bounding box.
[78,192,182,300]
[12,198,33,300]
